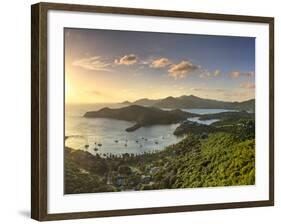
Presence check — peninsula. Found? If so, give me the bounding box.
[84,105,196,131]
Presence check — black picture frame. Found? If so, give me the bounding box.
[31,2,274,221]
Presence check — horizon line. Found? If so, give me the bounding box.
[65,94,255,105]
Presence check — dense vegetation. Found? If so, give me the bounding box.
[174,111,255,138]
[65,113,255,194]
[84,105,196,132]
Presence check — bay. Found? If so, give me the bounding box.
[65,103,233,155]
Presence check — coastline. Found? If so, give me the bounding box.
[64,118,255,194]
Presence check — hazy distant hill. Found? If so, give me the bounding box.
[229,99,255,111]
[84,105,196,132]
[121,98,161,106]
[121,95,255,111]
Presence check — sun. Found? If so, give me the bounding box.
[65,74,75,103]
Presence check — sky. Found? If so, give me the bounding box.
[65,28,255,104]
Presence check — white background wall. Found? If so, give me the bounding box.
[0,0,279,223]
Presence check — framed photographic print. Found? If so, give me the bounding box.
[31,2,274,221]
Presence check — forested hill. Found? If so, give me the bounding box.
[121,95,255,111]
[84,105,196,131]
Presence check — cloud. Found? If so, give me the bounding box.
[86,90,113,99]
[191,87,225,92]
[215,89,225,92]
[199,69,221,79]
[150,57,171,68]
[199,70,211,79]
[140,61,149,65]
[87,90,102,96]
[223,90,254,101]
[168,60,200,79]
[213,69,221,77]
[115,54,137,65]
[240,82,255,89]
[190,87,205,91]
[229,71,254,78]
[72,56,111,72]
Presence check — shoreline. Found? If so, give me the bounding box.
[64,117,255,194]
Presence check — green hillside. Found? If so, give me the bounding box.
[65,127,255,193]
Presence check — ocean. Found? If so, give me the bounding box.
[65,103,233,156]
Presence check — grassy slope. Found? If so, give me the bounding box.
[172,133,255,188]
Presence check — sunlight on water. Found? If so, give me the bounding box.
[65,104,233,155]
[187,117,220,125]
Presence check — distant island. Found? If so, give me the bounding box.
[84,105,196,132]
[120,95,255,111]
[84,95,255,132]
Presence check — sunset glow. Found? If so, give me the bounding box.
[65,28,255,104]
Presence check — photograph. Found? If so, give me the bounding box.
[64,28,256,194]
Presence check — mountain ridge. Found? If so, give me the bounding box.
[120,95,254,111]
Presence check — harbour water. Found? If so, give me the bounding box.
[65,103,233,155]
